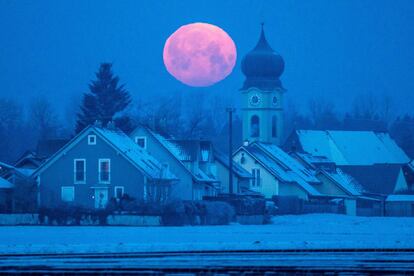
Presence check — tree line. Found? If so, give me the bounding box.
[1,63,413,163]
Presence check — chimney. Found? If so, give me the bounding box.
[107,121,116,130]
[94,120,103,128]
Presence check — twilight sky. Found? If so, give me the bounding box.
[0,0,413,115]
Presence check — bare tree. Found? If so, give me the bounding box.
[0,98,26,162]
[29,96,60,141]
[307,98,340,130]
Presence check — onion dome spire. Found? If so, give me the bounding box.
[241,23,285,90]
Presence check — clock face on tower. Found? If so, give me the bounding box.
[272,96,278,106]
[250,94,261,106]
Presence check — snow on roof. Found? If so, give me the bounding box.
[213,150,252,179]
[322,168,364,196]
[147,129,218,183]
[15,168,35,177]
[244,143,321,196]
[150,132,191,161]
[0,161,14,171]
[296,130,409,165]
[256,143,320,184]
[296,152,332,165]
[94,127,177,180]
[0,177,13,189]
[386,194,414,202]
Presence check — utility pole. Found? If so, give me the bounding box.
[226,107,236,194]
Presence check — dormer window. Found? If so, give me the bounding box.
[135,136,147,149]
[88,135,96,145]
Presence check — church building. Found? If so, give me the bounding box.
[241,24,285,146]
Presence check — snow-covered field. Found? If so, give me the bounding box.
[0,214,413,254]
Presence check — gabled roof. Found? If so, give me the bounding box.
[13,151,44,169]
[213,150,252,179]
[319,168,364,196]
[339,164,402,195]
[0,161,33,180]
[235,143,321,196]
[0,177,13,189]
[33,125,177,181]
[142,127,219,184]
[387,194,414,202]
[293,130,409,166]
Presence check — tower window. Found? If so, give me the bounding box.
[272,116,277,138]
[250,115,260,137]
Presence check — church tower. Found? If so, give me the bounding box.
[241,24,285,145]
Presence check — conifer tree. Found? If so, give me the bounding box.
[76,63,131,133]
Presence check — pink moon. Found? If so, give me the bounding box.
[163,22,237,87]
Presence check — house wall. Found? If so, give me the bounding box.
[386,201,414,217]
[39,130,146,208]
[215,161,241,194]
[315,173,349,196]
[130,128,193,200]
[233,150,278,198]
[278,182,308,200]
[394,169,409,192]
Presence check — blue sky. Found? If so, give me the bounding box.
[0,0,413,115]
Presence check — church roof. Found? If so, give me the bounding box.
[293,130,409,166]
[241,24,285,90]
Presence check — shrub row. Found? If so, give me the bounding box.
[38,198,235,226]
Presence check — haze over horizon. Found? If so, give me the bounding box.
[1,0,413,117]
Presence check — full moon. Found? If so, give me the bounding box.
[163,22,237,87]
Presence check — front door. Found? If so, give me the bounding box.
[94,188,108,209]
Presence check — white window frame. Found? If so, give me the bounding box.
[74,159,86,184]
[98,158,111,184]
[88,135,97,145]
[114,186,124,199]
[61,186,75,202]
[135,136,147,149]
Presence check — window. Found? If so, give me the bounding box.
[200,149,209,162]
[88,135,96,145]
[251,168,261,187]
[114,186,124,199]
[61,186,74,202]
[250,115,260,137]
[135,136,146,149]
[74,159,86,184]
[272,116,277,138]
[99,159,111,183]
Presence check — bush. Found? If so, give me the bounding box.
[161,200,235,226]
[162,200,187,226]
[106,195,163,215]
[203,201,235,225]
[39,204,109,225]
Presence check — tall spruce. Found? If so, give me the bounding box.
[76,63,131,133]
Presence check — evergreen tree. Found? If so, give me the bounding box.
[76,63,131,133]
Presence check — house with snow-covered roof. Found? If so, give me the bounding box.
[284,130,411,199]
[233,142,322,200]
[130,126,220,200]
[32,124,177,209]
[284,130,409,166]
